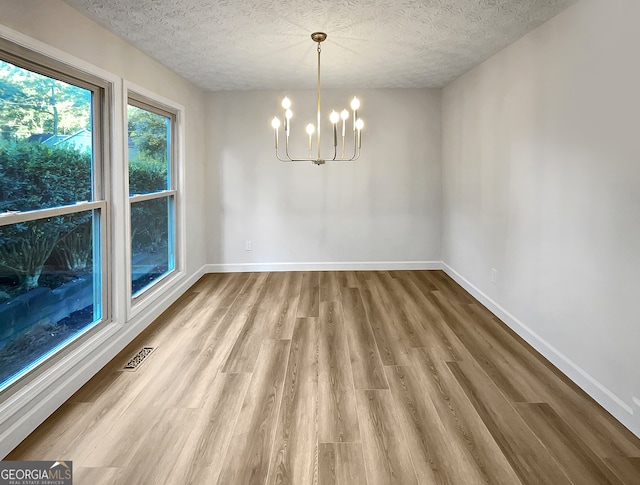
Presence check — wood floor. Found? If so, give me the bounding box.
[7,271,640,484]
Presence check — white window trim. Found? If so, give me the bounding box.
[0,23,124,428]
[0,30,118,390]
[123,81,186,322]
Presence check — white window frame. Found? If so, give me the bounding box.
[124,82,185,321]
[0,35,113,391]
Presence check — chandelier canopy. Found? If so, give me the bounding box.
[271,32,363,165]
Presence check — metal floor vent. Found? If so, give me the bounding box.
[123,347,156,371]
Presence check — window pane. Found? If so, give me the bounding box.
[127,105,169,195]
[0,209,102,387]
[0,60,93,212]
[131,196,174,295]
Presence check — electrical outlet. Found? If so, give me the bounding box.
[491,268,498,284]
[245,240,252,251]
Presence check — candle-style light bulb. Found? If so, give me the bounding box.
[329,111,339,147]
[306,123,315,154]
[282,97,291,109]
[351,97,360,131]
[340,109,349,142]
[356,118,364,149]
[272,117,281,149]
[285,109,292,136]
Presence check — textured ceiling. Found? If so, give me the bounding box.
[62,0,577,91]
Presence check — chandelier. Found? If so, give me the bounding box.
[271,32,363,165]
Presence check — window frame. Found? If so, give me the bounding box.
[124,84,185,319]
[0,37,112,392]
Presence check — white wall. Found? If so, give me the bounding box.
[441,0,640,436]
[0,0,207,456]
[206,88,442,271]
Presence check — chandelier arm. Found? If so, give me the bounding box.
[284,136,293,162]
[353,127,359,160]
[275,147,291,162]
[344,128,358,160]
[283,157,321,162]
[333,129,357,161]
[284,139,295,161]
[281,140,317,162]
[352,133,362,160]
[352,145,361,161]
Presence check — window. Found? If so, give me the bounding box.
[0,42,108,389]
[127,97,177,297]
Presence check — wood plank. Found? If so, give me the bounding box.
[341,287,388,389]
[171,272,250,329]
[383,365,455,485]
[298,271,320,317]
[336,271,359,289]
[514,402,623,485]
[17,372,154,467]
[409,348,522,485]
[393,273,465,360]
[217,339,291,485]
[604,457,640,485]
[320,270,342,302]
[267,318,319,485]
[467,300,640,458]
[430,290,530,403]
[452,297,640,458]
[386,363,521,485]
[406,270,439,291]
[151,307,231,409]
[166,372,251,485]
[447,360,574,484]
[222,283,271,373]
[318,302,360,443]
[356,389,418,485]
[422,270,474,304]
[6,402,93,461]
[264,271,303,340]
[73,467,124,485]
[319,443,367,485]
[66,399,160,468]
[360,285,412,366]
[112,407,200,485]
[150,273,268,407]
[367,272,431,349]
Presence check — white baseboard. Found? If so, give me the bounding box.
[205,260,443,273]
[442,263,639,438]
[0,265,206,459]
